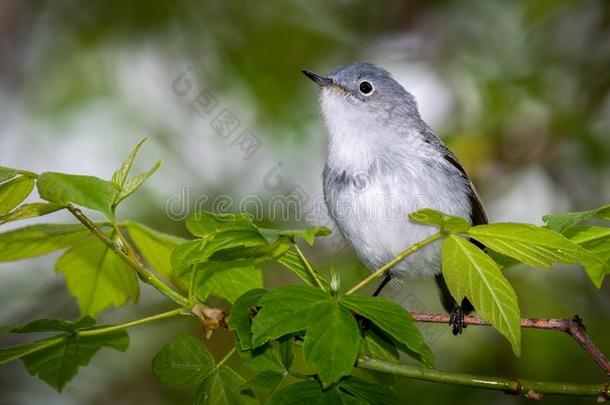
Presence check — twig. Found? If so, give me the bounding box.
[78,308,186,337]
[292,243,328,292]
[66,204,189,307]
[411,312,610,377]
[345,232,443,295]
[357,357,610,399]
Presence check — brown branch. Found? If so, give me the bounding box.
[411,312,610,377]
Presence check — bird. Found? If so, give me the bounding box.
[302,62,488,335]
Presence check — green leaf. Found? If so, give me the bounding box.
[543,203,610,233]
[243,369,285,393]
[172,238,265,303]
[442,236,521,356]
[0,337,64,365]
[339,295,433,368]
[37,172,119,218]
[186,211,257,238]
[303,302,360,387]
[276,250,330,288]
[267,380,359,405]
[22,330,128,391]
[251,285,329,348]
[228,289,267,351]
[152,334,215,388]
[123,221,186,283]
[0,202,64,224]
[0,223,91,262]
[1,316,95,337]
[56,237,139,317]
[361,328,399,363]
[111,137,148,188]
[278,336,294,370]
[0,166,18,183]
[563,226,610,288]
[0,176,35,215]
[339,377,398,405]
[238,344,284,373]
[258,226,332,245]
[409,208,470,234]
[194,366,257,405]
[115,160,162,205]
[192,262,263,304]
[467,223,582,269]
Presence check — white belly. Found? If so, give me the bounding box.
[325,165,472,278]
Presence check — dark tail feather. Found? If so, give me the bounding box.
[435,273,473,315]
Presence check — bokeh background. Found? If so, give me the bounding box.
[1,1,609,404]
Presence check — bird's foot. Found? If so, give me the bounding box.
[449,305,468,335]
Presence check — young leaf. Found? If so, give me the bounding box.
[0,176,35,215]
[276,250,330,288]
[123,221,186,283]
[442,235,521,356]
[194,366,257,405]
[18,330,129,391]
[467,223,582,269]
[409,208,470,234]
[152,334,215,388]
[0,223,91,262]
[186,211,258,238]
[115,160,162,205]
[37,172,119,218]
[228,289,267,351]
[339,376,398,405]
[111,137,148,188]
[303,302,360,387]
[0,202,64,224]
[258,226,332,245]
[0,166,18,183]
[339,295,433,368]
[56,237,139,317]
[543,203,610,233]
[251,285,329,348]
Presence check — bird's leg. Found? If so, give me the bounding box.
[372,272,393,297]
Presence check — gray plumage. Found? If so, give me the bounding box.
[304,62,487,281]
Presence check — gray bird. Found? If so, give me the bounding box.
[302,62,488,334]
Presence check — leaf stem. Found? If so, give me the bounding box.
[78,308,186,337]
[292,243,327,292]
[217,346,236,367]
[66,204,189,307]
[345,232,444,295]
[357,357,610,398]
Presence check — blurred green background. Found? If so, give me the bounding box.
[1,0,609,404]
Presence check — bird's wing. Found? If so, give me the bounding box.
[440,147,488,226]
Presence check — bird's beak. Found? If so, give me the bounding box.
[301,69,333,87]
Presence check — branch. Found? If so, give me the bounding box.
[357,357,609,400]
[411,312,610,377]
[66,204,189,307]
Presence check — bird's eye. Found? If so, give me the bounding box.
[359,81,374,95]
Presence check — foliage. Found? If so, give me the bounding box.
[0,139,609,403]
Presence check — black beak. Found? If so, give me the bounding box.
[301,69,333,87]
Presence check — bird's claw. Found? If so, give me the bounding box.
[449,305,467,335]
